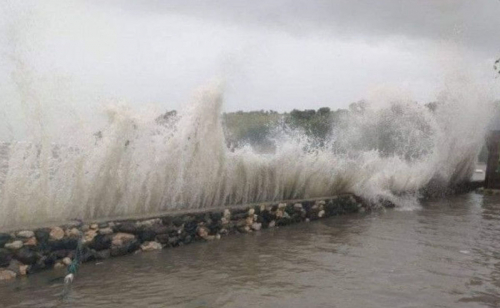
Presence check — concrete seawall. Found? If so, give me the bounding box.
[0,194,383,281]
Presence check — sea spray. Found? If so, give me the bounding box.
[0,77,495,228]
[0,1,496,229]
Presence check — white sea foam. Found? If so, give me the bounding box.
[0,76,494,227]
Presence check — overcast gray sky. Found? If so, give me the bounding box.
[0,0,499,114]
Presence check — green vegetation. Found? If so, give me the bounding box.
[222,110,281,152]
[158,102,489,162]
[222,107,349,151]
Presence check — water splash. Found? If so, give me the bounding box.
[0,1,497,228]
[0,76,495,228]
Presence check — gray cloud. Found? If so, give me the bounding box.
[115,0,500,55]
[0,0,498,124]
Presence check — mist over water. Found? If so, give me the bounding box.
[0,2,497,229]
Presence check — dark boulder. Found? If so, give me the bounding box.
[325,203,342,216]
[50,249,69,259]
[183,235,193,245]
[80,248,96,263]
[171,217,184,228]
[260,210,276,224]
[210,211,223,221]
[114,222,139,234]
[168,227,181,237]
[95,249,110,260]
[161,216,173,226]
[110,239,140,257]
[43,254,57,268]
[167,236,180,247]
[0,248,12,267]
[184,221,197,235]
[48,238,78,251]
[156,234,170,245]
[182,215,196,224]
[151,224,169,235]
[28,258,47,274]
[89,234,113,251]
[14,247,38,265]
[207,221,223,234]
[284,204,294,215]
[0,233,11,248]
[139,229,157,242]
[34,228,50,243]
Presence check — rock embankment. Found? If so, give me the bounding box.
[0,195,375,281]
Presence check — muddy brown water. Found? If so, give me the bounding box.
[1,192,500,308]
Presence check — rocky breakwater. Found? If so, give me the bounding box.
[0,195,380,281]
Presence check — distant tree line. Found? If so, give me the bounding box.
[222,107,350,152]
[157,101,489,162]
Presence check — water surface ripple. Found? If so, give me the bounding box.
[1,193,500,307]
